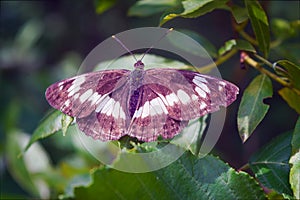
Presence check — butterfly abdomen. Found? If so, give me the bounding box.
[128,68,145,118]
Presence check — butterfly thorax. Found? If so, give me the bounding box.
[130,60,145,90]
[128,60,145,118]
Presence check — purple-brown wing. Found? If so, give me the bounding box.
[141,68,239,121]
[45,69,131,141]
[76,81,132,141]
[127,84,188,142]
[125,68,238,142]
[45,68,239,142]
[45,69,130,118]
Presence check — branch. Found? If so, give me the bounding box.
[187,48,238,73]
[242,52,300,96]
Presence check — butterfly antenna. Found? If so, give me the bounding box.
[112,35,138,62]
[140,28,174,61]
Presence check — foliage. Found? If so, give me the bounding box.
[238,74,272,142]
[1,0,299,199]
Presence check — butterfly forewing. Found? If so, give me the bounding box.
[177,69,239,111]
[45,69,130,118]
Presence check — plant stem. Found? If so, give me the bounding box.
[233,23,258,46]
[195,48,238,73]
[253,54,273,68]
[238,163,250,171]
[234,22,282,50]
[243,53,300,96]
[244,54,285,85]
[239,29,258,46]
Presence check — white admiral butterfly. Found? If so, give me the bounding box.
[45,32,239,142]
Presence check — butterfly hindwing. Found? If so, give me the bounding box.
[77,81,131,141]
[127,84,189,141]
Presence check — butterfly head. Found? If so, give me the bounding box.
[134,60,144,69]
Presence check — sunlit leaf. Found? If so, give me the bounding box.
[245,0,270,57]
[218,39,256,55]
[160,0,229,25]
[61,113,74,136]
[128,0,178,17]
[94,0,117,14]
[73,153,265,199]
[278,87,300,114]
[218,39,237,55]
[289,151,300,199]
[238,74,273,142]
[249,131,293,196]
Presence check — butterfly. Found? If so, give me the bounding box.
[45,33,239,142]
[46,61,239,142]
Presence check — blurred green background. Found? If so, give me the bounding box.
[0,0,299,198]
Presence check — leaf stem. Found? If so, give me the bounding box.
[195,48,238,73]
[253,54,273,68]
[238,163,250,171]
[234,21,282,49]
[242,53,300,96]
[239,30,258,46]
[233,23,258,46]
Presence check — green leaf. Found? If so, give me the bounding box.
[63,173,92,198]
[288,118,300,198]
[218,39,237,55]
[274,60,300,90]
[291,117,300,155]
[230,5,248,24]
[94,54,188,71]
[235,39,257,53]
[271,19,300,40]
[73,153,265,200]
[249,131,293,196]
[173,29,217,58]
[245,0,270,57]
[171,115,208,155]
[24,110,73,152]
[289,151,300,199]
[160,0,229,25]
[94,0,117,14]
[278,87,300,114]
[218,39,256,55]
[6,131,52,198]
[238,74,273,142]
[61,113,74,136]
[128,0,178,17]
